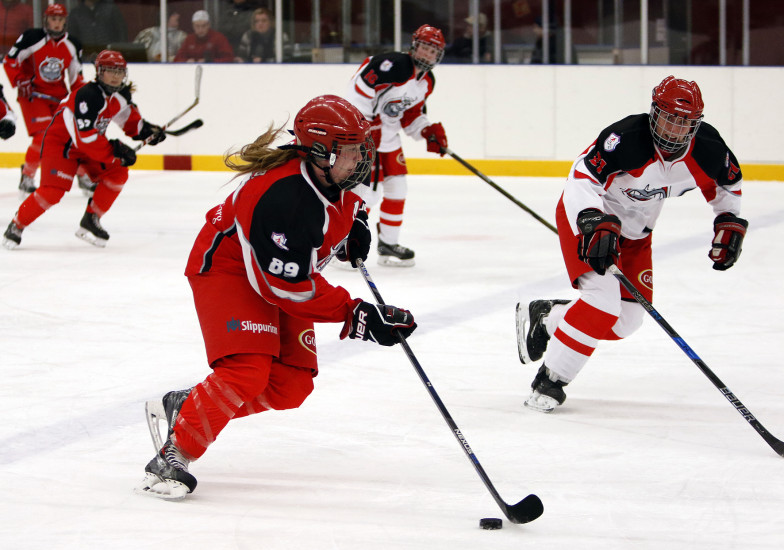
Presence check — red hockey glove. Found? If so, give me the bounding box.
[341,299,417,346]
[110,139,137,167]
[134,120,167,146]
[710,213,748,271]
[576,208,622,276]
[0,119,15,140]
[336,210,371,268]
[421,123,447,156]
[16,79,32,100]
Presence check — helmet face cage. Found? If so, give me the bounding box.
[410,25,445,72]
[44,4,68,39]
[95,50,128,94]
[649,76,704,154]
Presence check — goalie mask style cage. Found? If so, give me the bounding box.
[43,4,68,40]
[95,50,128,94]
[410,24,445,73]
[293,95,375,191]
[649,75,704,154]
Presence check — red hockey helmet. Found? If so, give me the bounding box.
[95,50,128,94]
[410,24,445,73]
[43,4,68,39]
[293,95,375,191]
[649,75,704,153]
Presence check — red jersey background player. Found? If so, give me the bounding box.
[345,24,449,267]
[0,83,16,139]
[2,4,95,196]
[136,95,416,500]
[2,50,166,250]
[516,76,747,413]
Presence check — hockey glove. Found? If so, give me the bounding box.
[110,139,137,167]
[421,123,448,156]
[710,213,748,271]
[576,208,622,276]
[0,119,15,140]
[16,79,32,100]
[341,300,417,346]
[336,210,371,268]
[134,120,167,145]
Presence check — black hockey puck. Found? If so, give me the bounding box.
[479,517,503,530]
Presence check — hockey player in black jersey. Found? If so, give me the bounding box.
[345,24,449,267]
[516,75,748,413]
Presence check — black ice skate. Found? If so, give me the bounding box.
[75,211,109,247]
[377,238,415,267]
[524,365,568,413]
[143,389,192,454]
[516,299,571,364]
[2,221,23,250]
[18,165,36,198]
[77,174,97,198]
[136,438,198,500]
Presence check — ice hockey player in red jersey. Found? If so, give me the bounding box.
[0,83,16,139]
[516,75,747,413]
[2,4,96,197]
[345,24,449,267]
[2,49,166,250]
[135,95,417,500]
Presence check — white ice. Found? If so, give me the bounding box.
[0,169,782,549]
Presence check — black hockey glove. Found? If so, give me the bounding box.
[336,210,371,268]
[341,300,417,346]
[576,208,622,276]
[134,120,166,145]
[110,139,137,167]
[0,119,15,140]
[710,213,748,271]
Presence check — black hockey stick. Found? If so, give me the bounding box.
[609,265,784,457]
[443,147,559,235]
[356,259,544,523]
[165,119,203,136]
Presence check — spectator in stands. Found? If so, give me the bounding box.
[235,7,277,63]
[175,10,234,63]
[219,0,256,54]
[1,0,34,58]
[134,11,187,62]
[444,12,493,64]
[67,0,127,61]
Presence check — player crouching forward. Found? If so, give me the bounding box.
[516,75,747,413]
[2,50,165,250]
[136,95,416,500]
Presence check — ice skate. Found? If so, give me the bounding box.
[516,299,570,364]
[524,365,568,413]
[2,221,23,250]
[75,211,109,247]
[136,438,197,500]
[143,389,191,452]
[377,238,415,267]
[77,174,97,198]
[18,165,36,199]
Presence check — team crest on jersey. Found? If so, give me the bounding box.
[271,232,289,250]
[380,59,394,72]
[382,96,414,118]
[95,118,110,134]
[622,184,671,201]
[604,133,621,151]
[38,57,64,82]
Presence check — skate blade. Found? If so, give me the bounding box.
[75,228,107,248]
[2,238,19,250]
[524,392,559,413]
[377,256,415,267]
[515,302,533,364]
[134,473,190,501]
[144,399,167,452]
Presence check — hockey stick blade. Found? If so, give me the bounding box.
[165,119,203,136]
[505,494,545,524]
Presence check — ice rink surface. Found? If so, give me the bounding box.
[0,168,782,549]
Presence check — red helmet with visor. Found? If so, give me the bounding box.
[649,75,704,153]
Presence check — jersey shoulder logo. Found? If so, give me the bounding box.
[604,132,621,151]
[78,101,88,114]
[271,232,289,250]
[380,59,393,72]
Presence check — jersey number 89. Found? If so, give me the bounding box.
[268,258,299,278]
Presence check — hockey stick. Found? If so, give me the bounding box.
[31,91,60,103]
[443,147,559,235]
[165,118,203,136]
[608,264,784,457]
[355,259,545,523]
[134,65,203,151]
